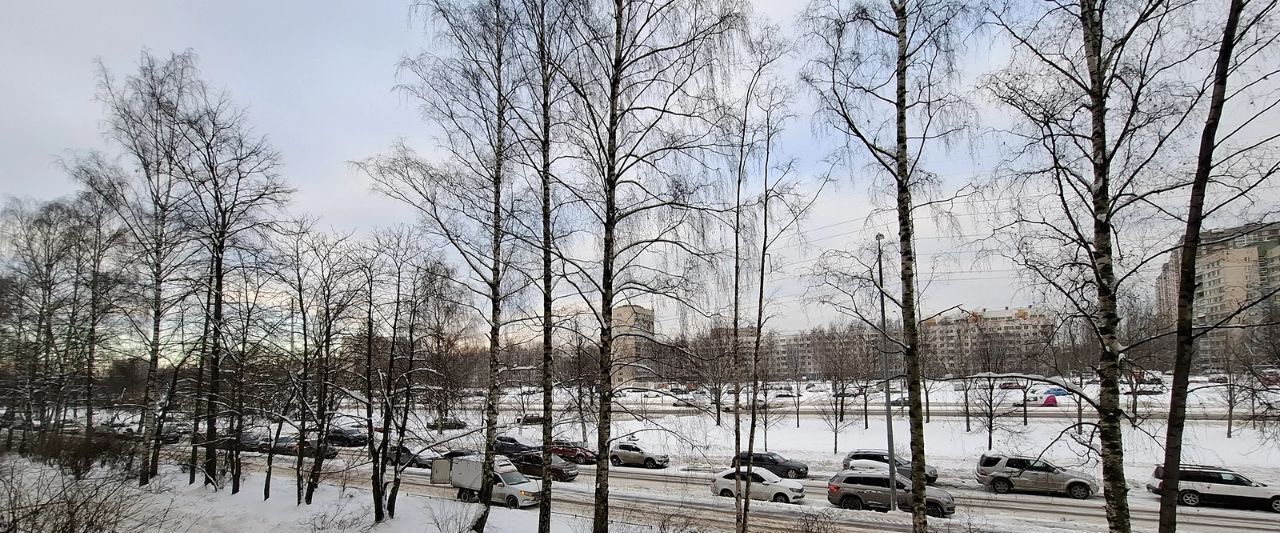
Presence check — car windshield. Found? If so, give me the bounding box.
[767,452,784,462]
[500,471,530,485]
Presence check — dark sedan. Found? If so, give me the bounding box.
[731,451,809,479]
[384,444,436,469]
[511,451,579,482]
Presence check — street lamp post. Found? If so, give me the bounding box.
[877,233,898,509]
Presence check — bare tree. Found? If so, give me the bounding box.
[177,73,291,487]
[801,1,976,529]
[554,2,740,530]
[80,50,201,486]
[982,1,1280,530]
[511,0,574,528]
[363,2,525,529]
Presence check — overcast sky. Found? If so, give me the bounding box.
[0,1,1047,334]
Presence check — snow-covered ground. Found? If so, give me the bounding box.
[102,468,600,533]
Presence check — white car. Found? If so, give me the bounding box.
[1147,464,1280,513]
[710,467,805,504]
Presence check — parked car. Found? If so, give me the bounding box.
[609,442,668,468]
[711,467,805,504]
[494,435,535,455]
[215,431,265,451]
[672,396,708,408]
[720,398,774,412]
[732,451,809,479]
[998,381,1025,390]
[265,435,336,458]
[826,470,955,517]
[1146,464,1280,513]
[975,453,1098,499]
[99,421,139,438]
[516,414,548,426]
[1124,384,1164,396]
[441,448,477,459]
[385,444,437,469]
[549,440,597,464]
[1042,387,1070,397]
[158,423,188,444]
[1014,395,1059,407]
[427,417,467,430]
[326,425,369,447]
[888,397,910,407]
[510,451,579,482]
[842,449,938,484]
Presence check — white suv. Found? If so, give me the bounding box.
[1146,464,1280,513]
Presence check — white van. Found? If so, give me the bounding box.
[432,455,542,508]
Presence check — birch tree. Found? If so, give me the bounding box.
[75,51,200,485]
[556,2,740,530]
[363,1,523,529]
[801,1,976,528]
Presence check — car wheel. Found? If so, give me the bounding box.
[720,489,734,498]
[841,496,863,510]
[785,469,799,479]
[506,496,520,509]
[644,458,656,469]
[992,478,1012,494]
[772,493,789,503]
[1067,482,1091,500]
[1179,490,1201,507]
[926,502,944,518]
[610,456,622,466]
[1270,496,1280,513]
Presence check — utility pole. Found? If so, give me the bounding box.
[877,233,898,510]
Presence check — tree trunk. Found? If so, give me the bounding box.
[204,241,225,487]
[1157,1,1243,530]
[1082,0,1132,529]
[893,2,928,529]
[364,284,385,523]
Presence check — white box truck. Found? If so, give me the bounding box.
[431,455,541,508]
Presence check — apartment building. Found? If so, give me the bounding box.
[1155,222,1280,369]
[920,307,1056,375]
[611,304,655,386]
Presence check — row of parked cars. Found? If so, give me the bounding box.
[709,448,954,516]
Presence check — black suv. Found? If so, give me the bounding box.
[326,425,369,447]
[495,435,535,455]
[732,451,809,479]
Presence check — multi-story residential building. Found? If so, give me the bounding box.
[773,327,883,381]
[919,307,1056,375]
[612,304,655,385]
[1155,222,1280,369]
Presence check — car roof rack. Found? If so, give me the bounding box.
[1176,464,1229,471]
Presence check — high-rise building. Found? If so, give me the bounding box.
[611,304,655,386]
[1155,222,1280,369]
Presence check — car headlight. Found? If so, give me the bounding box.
[790,487,804,493]
[520,490,534,497]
